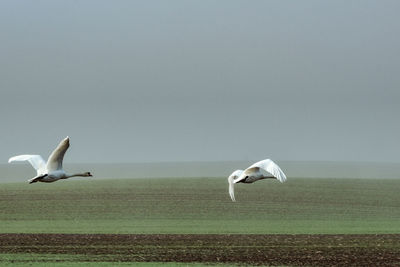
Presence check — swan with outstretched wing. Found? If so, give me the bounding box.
[9,137,92,184]
[228,159,287,202]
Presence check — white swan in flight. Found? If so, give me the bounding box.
[8,136,92,184]
[228,159,287,202]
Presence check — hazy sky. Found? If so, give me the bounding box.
[1,1,399,163]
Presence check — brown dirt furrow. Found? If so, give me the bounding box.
[0,234,399,266]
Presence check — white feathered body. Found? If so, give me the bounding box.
[238,172,269,183]
[30,170,68,183]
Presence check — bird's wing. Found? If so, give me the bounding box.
[46,137,70,172]
[230,170,244,178]
[231,170,244,184]
[245,159,287,182]
[228,170,243,202]
[8,155,46,175]
[243,166,260,176]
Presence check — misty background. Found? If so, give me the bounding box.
[1,1,399,180]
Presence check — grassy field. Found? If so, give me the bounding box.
[0,177,399,234]
[0,177,399,265]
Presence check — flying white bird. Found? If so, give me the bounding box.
[228,159,287,202]
[8,137,92,184]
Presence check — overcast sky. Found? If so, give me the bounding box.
[0,1,399,163]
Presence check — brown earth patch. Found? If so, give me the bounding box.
[0,234,399,266]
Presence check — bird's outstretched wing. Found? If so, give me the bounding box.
[46,137,70,172]
[228,170,243,201]
[232,169,246,184]
[8,155,46,175]
[246,159,287,182]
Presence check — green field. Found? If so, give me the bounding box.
[0,177,399,234]
[1,177,400,266]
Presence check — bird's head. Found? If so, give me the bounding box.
[83,172,93,177]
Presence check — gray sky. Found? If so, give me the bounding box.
[1,1,399,163]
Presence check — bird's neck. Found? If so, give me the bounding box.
[262,175,275,179]
[65,173,87,178]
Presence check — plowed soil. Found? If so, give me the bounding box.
[0,234,399,266]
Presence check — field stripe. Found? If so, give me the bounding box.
[0,234,399,265]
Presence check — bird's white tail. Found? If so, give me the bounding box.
[228,175,236,202]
